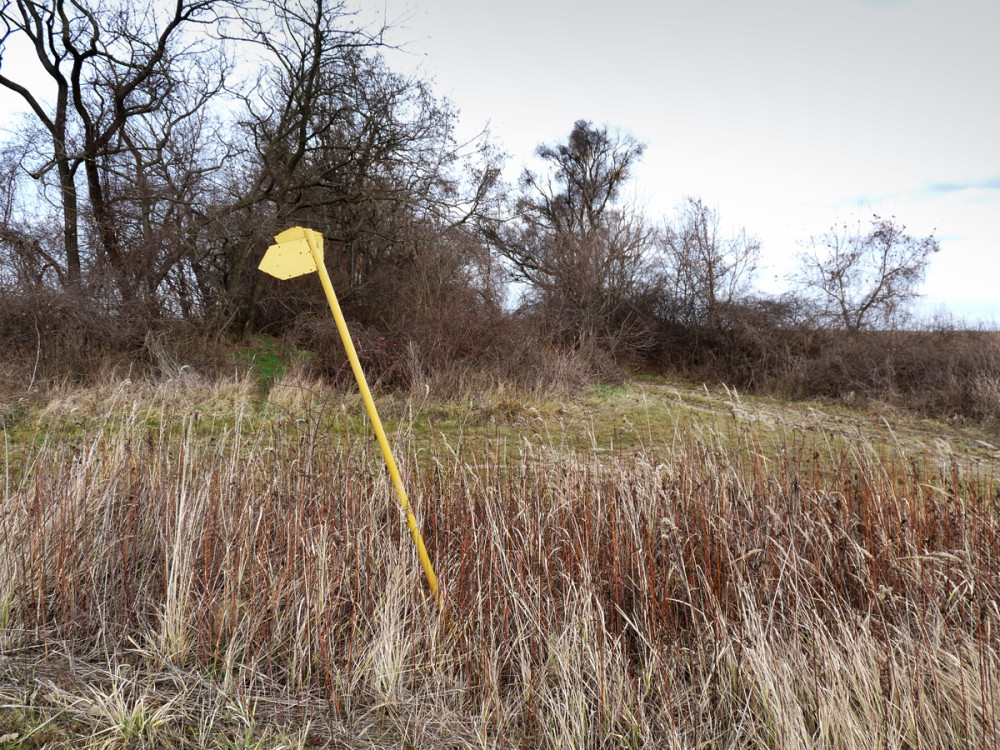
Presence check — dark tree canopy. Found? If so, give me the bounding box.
[529,119,645,239]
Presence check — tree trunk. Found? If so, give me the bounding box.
[52,81,80,286]
[55,152,80,286]
[84,157,128,297]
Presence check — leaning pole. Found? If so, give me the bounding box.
[258,226,444,614]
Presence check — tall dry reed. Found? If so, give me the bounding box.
[1,385,999,748]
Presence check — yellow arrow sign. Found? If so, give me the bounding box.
[259,227,322,279]
[258,227,444,614]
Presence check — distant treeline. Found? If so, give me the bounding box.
[4,0,996,423]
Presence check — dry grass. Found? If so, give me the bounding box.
[1,376,999,748]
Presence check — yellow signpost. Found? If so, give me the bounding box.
[259,227,444,613]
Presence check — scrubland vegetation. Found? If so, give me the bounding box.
[3,0,1000,746]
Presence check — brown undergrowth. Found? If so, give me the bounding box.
[1,380,999,748]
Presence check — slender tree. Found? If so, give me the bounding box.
[490,120,655,350]
[660,197,760,328]
[794,214,939,330]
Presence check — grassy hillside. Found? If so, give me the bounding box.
[2,373,1000,748]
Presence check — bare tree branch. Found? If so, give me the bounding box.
[793,215,939,331]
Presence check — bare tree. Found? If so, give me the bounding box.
[660,197,760,327]
[219,0,502,332]
[1,0,503,335]
[0,0,232,291]
[793,214,939,331]
[489,120,656,351]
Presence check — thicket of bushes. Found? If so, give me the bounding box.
[0,0,991,425]
[649,312,1000,423]
[3,280,999,429]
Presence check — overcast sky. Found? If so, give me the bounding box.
[363,0,1000,323]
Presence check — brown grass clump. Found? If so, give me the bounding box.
[1,386,999,748]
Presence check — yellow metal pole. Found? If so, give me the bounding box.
[302,230,444,614]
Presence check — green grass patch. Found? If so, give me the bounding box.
[235,336,313,395]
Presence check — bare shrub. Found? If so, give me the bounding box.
[971,374,1000,424]
[0,287,235,395]
[0,288,134,391]
[777,328,1000,420]
[650,299,1000,425]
